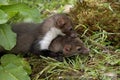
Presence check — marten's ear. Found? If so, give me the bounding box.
[63,44,71,54]
[56,17,65,28]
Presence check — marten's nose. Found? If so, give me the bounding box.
[82,48,90,54]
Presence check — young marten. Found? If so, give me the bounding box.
[49,36,89,57]
[0,13,89,60]
[0,35,89,61]
[12,13,77,54]
[31,36,89,61]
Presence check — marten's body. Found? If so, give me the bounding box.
[0,35,89,61]
[12,13,77,52]
[11,23,41,53]
[0,13,89,59]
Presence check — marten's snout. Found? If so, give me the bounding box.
[82,48,90,54]
[76,46,90,54]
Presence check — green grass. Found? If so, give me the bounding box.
[29,0,77,20]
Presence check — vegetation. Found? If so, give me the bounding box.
[0,54,31,80]
[0,0,120,80]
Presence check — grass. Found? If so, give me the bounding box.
[0,0,119,79]
[12,0,120,80]
[27,0,120,80]
[29,30,120,80]
[29,0,77,21]
[29,0,120,80]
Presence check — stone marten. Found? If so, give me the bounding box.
[31,36,89,61]
[49,36,89,57]
[0,13,89,60]
[12,13,78,54]
[0,35,89,61]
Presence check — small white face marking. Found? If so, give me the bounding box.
[39,27,65,50]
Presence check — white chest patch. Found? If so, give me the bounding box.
[39,27,65,50]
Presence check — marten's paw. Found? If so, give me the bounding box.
[40,50,64,62]
[53,52,63,62]
[39,49,53,57]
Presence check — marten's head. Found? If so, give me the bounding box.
[63,37,89,57]
[52,13,78,38]
[49,36,90,57]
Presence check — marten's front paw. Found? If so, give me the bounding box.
[55,56,63,62]
[39,50,64,62]
[53,52,64,62]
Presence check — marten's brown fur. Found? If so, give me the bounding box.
[12,13,77,51]
[49,36,89,57]
[0,35,89,61]
[0,13,89,59]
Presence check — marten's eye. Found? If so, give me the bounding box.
[69,28,73,31]
[77,46,81,51]
[63,23,66,26]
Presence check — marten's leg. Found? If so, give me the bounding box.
[53,51,63,62]
[30,41,63,61]
[41,50,63,62]
[31,47,63,61]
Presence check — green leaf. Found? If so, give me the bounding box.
[0,64,30,80]
[0,24,16,50]
[1,54,32,74]
[0,9,9,24]
[0,3,40,22]
[0,0,8,5]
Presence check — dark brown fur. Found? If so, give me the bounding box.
[49,36,89,57]
[12,13,77,52]
[0,35,89,60]
[12,13,77,39]
[0,14,89,58]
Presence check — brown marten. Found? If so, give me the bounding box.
[0,35,89,60]
[0,13,89,61]
[49,36,89,57]
[31,36,89,61]
[12,13,78,53]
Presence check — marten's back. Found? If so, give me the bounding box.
[10,23,41,53]
[49,36,64,52]
[12,23,40,34]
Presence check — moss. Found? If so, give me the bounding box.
[70,0,120,47]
